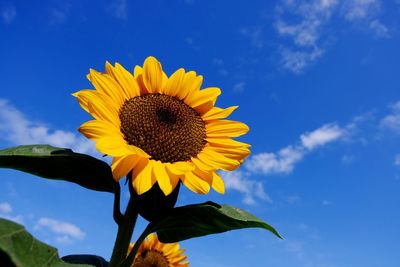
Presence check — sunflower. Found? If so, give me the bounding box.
[74,56,250,196]
[129,233,189,267]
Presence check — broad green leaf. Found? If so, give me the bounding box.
[146,201,282,243]
[0,218,90,267]
[0,145,115,193]
[61,255,108,267]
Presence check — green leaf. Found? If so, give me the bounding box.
[0,145,115,193]
[146,201,282,243]
[0,218,91,267]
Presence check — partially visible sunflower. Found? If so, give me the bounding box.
[129,233,189,267]
[74,56,250,196]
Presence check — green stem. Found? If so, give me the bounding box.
[113,182,123,225]
[120,225,152,267]
[108,197,138,267]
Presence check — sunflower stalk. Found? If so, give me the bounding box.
[113,182,123,225]
[121,228,149,267]
[109,196,138,267]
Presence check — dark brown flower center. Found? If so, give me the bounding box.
[133,250,169,267]
[119,94,206,163]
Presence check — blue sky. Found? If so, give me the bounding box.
[1,0,400,266]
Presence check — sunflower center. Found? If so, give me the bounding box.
[133,250,169,267]
[119,93,206,163]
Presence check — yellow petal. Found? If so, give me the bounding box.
[181,75,203,102]
[206,137,251,148]
[175,71,197,100]
[88,69,125,107]
[211,171,225,194]
[196,147,240,171]
[206,120,249,137]
[167,161,195,174]
[105,62,141,99]
[164,68,185,97]
[202,106,238,121]
[132,159,156,195]
[111,155,140,181]
[142,56,163,93]
[78,120,122,141]
[191,157,213,171]
[153,161,177,196]
[87,96,120,125]
[181,171,210,194]
[165,167,181,190]
[72,90,103,113]
[189,87,221,114]
[161,71,168,94]
[96,137,149,157]
[211,146,251,160]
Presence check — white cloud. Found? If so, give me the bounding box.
[225,122,347,204]
[221,171,272,205]
[394,154,400,166]
[300,124,345,150]
[280,46,324,74]
[275,0,388,73]
[212,58,229,77]
[341,154,355,164]
[244,123,345,177]
[0,202,24,224]
[380,101,400,133]
[245,145,304,175]
[369,19,389,38]
[233,82,246,92]
[0,202,12,213]
[107,0,128,20]
[1,5,16,24]
[322,200,332,205]
[275,0,337,73]
[0,99,97,155]
[285,195,302,204]
[240,27,264,48]
[342,0,380,21]
[35,217,85,242]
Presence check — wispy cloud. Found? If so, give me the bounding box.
[107,0,128,20]
[245,145,304,175]
[369,19,389,38]
[380,101,400,133]
[275,0,337,73]
[221,171,272,205]
[0,5,16,24]
[212,58,229,77]
[225,123,347,204]
[246,123,345,176]
[0,99,97,155]
[394,154,400,166]
[300,124,345,150]
[274,0,389,73]
[342,0,380,21]
[279,46,324,74]
[0,202,12,213]
[35,217,85,244]
[240,27,264,48]
[0,202,24,224]
[233,81,246,93]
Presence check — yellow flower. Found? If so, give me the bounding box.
[74,56,250,196]
[129,233,189,267]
